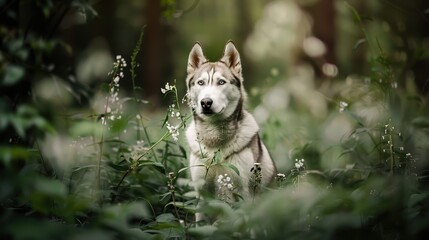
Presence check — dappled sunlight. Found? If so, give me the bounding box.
[33,76,74,106]
[76,38,114,85]
[245,0,311,63]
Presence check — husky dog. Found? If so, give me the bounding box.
[185,41,276,220]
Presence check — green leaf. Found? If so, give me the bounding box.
[70,121,104,137]
[213,150,222,164]
[3,65,25,85]
[0,146,33,165]
[221,163,240,176]
[179,145,187,159]
[72,164,96,173]
[110,117,128,134]
[188,225,217,236]
[161,113,169,128]
[156,213,176,223]
[178,166,191,175]
[353,38,367,51]
[101,202,149,230]
[71,1,98,20]
[107,161,129,171]
[412,117,429,128]
[159,192,171,202]
[408,193,429,207]
[165,201,184,208]
[137,160,164,169]
[8,39,29,60]
[34,178,67,198]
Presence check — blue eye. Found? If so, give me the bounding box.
[197,80,204,86]
[218,79,226,85]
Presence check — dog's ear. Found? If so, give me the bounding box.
[221,41,242,75]
[187,42,207,75]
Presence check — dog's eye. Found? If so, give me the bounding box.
[197,80,205,86]
[218,79,226,85]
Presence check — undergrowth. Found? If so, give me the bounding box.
[1,2,429,240]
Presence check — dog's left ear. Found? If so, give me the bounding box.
[221,41,242,75]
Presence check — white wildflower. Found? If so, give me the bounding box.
[161,82,174,93]
[217,173,234,190]
[166,122,179,141]
[182,91,194,109]
[277,173,285,178]
[130,140,146,158]
[101,116,106,126]
[217,174,223,183]
[103,54,126,126]
[276,173,286,183]
[295,158,305,169]
[339,101,348,113]
[217,173,235,202]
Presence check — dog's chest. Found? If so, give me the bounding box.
[187,123,254,160]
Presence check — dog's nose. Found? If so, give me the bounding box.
[201,98,213,109]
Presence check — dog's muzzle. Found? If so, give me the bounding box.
[201,98,213,114]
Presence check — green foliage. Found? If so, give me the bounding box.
[1,1,429,240]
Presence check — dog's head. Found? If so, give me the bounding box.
[186,41,246,121]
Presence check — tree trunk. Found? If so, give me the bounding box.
[143,0,162,103]
[305,0,336,65]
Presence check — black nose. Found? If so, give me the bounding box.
[201,98,213,110]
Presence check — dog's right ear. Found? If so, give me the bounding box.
[187,42,207,75]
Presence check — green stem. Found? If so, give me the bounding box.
[389,128,394,175]
[130,28,145,141]
[171,190,181,221]
[143,124,159,162]
[345,1,375,53]
[97,90,110,204]
[136,130,170,162]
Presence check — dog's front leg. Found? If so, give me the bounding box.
[189,153,207,223]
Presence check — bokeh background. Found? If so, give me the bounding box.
[1,0,429,239]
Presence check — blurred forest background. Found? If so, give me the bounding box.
[1,0,429,239]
